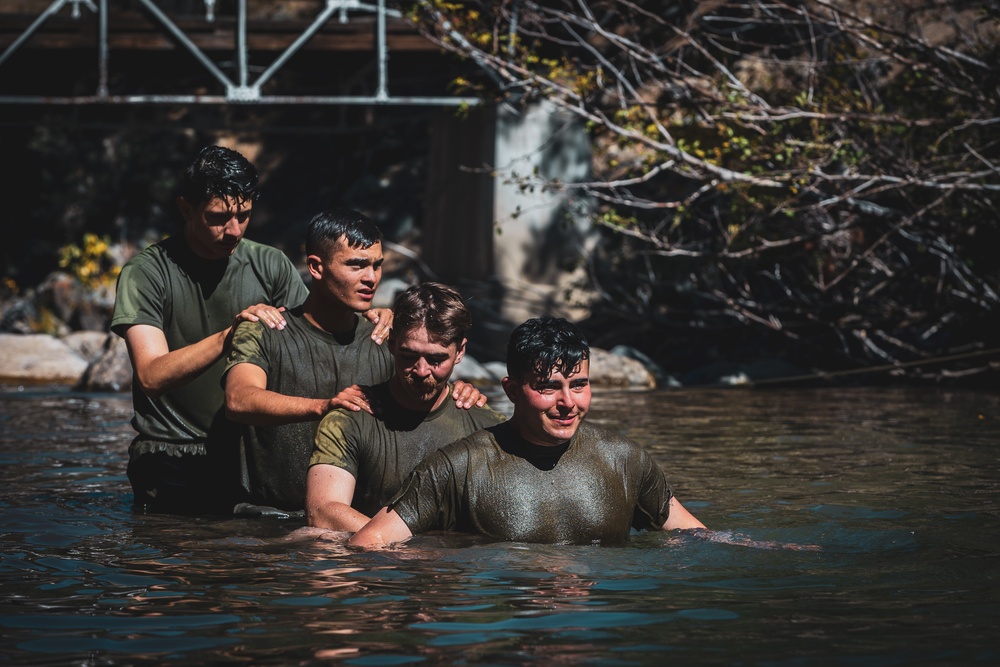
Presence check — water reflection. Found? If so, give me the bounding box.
[1,385,998,665]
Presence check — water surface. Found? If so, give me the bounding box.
[1,385,997,665]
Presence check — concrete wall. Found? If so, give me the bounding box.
[423,100,594,359]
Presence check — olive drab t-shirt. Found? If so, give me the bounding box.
[310,382,506,517]
[387,421,675,545]
[224,308,393,510]
[111,235,308,455]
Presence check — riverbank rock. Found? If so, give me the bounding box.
[63,330,111,363]
[588,347,657,388]
[76,333,132,393]
[0,332,89,384]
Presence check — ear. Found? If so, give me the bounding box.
[501,376,517,403]
[306,254,323,281]
[176,196,195,223]
[454,338,467,365]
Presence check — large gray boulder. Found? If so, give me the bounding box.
[588,347,657,388]
[0,333,89,384]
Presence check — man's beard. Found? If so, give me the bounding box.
[403,374,440,401]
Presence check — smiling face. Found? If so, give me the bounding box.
[308,238,384,314]
[503,359,592,447]
[390,325,466,411]
[179,195,252,260]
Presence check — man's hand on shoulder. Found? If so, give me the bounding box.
[363,308,393,345]
[452,381,488,410]
[328,384,378,415]
[235,303,288,331]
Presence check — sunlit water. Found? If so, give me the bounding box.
[1,384,998,666]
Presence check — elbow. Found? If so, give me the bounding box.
[347,530,382,550]
[224,394,252,424]
[134,372,166,401]
[305,502,330,529]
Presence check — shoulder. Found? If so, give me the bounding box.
[469,403,507,427]
[576,422,644,455]
[118,239,171,278]
[237,239,296,267]
[229,318,270,351]
[111,240,177,331]
[354,316,379,340]
[437,426,500,459]
[318,404,370,434]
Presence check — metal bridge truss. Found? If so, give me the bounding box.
[0,0,480,106]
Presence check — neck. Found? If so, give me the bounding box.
[182,227,227,261]
[301,292,358,334]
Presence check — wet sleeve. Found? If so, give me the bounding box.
[310,410,364,475]
[387,447,464,535]
[111,258,165,335]
[632,449,674,531]
[223,320,269,379]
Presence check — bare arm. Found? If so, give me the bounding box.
[224,364,374,426]
[123,304,288,400]
[348,507,413,549]
[658,496,707,531]
[305,464,370,531]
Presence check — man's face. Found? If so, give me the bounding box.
[179,195,251,260]
[503,359,591,447]
[390,325,465,410]
[309,239,384,313]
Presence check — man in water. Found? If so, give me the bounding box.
[305,282,505,531]
[111,145,343,515]
[223,213,485,514]
[350,315,706,547]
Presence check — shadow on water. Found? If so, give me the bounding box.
[1,384,998,665]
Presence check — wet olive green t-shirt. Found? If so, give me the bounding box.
[224,308,393,510]
[111,235,308,456]
[388,421,674,545]
[310,382,505,517]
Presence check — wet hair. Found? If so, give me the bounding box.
[506,315,590,383]
[391,282,471,348]
[178,145,259,206]
[305,207,383,256]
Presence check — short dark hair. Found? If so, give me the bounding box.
[178,145,259,206]
[305,207,383,256]
[506,315,590,383]
[392,282,471,348]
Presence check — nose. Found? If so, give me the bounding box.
[223,215,243,237]
[555,387,575,409]
[361,265,377,285]
[412,357,432,377]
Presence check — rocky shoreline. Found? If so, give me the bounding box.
[0,269,663,391]
[0,330,669,392]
